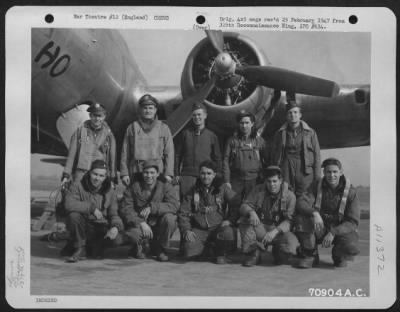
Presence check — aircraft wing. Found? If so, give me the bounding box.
[40,157,67,166]
[260,85,370,149]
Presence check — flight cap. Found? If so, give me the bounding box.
[87,102,106,114]
[192,101,207,112]
[139,94,159,108]
[286,100,301,112]
[236,109,255,122]
[142,160,160,172]
[90,159,108,171]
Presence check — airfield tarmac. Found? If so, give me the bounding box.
[31,220,369,297]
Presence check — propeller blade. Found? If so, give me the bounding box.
[166,76,217,136]
[205,30,224,54]
[235,65,340,97]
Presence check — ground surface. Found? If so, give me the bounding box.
[31,220,369,297]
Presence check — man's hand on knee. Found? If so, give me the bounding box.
[262,228,279,245]
[140,207,151,220]
[313,211,325,235]
[220,220,231,227]
[322,232,335,248]
[183,230,196,242]
[122,175,130,187]
[248,211,260,226]
[93,208,103,220]
[140,222,153,239]
[104,227,119,240]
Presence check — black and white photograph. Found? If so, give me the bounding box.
[5,6,396,309]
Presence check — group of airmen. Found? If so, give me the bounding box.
[57,93,360,269]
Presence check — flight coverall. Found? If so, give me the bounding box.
[119,180,179,255]
[63,120,117,183]
[178,181,237,259]
[223,133,266,213]
[295,175,360,264]
[120,119,174,182]
[270,120,321,195]
[239,182,299,261]
[64,172,124,253]
[174,127,222,197]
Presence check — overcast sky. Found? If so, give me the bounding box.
[32,29,370,186]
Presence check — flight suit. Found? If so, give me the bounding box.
[120,119,174,182]
[223,133,266,213]
[63,120,117,183]
[270,120,320,195]
[119,179,179,255]
[64,172,124,254]
[295,175,360,266]
[239,182,299,262]
[178,181,237,259]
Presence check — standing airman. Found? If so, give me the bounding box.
[120,94,174,186]
[174,102,222,197]
[270,100,321,195]
[62,102,117,185]
[223,110,266,215]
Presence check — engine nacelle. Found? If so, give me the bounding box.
[180,32,273,137]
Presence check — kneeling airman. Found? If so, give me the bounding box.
[178,160,238,264]
[239,166,299,266]
[294,158,360,268]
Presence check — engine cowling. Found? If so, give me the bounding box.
[180,32,272,137]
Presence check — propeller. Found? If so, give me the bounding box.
[235,66,340,97]
[205,30,224,54]
[166,75,217,136]
[166,30,340,137]
[164,29,223,136]
[205,30,340,97]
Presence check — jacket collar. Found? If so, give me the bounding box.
[322,175,346,194]
[138,117,159,133]
[233,131,253,140]
[190,125,206,135]
[81,171,111,194]
[194,178,222,195]
[279,120,311,132]
[264,183,283,199]
[84,119,106,132]
[135,179,163,192]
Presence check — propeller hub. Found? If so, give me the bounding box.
[214,52,236,77]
